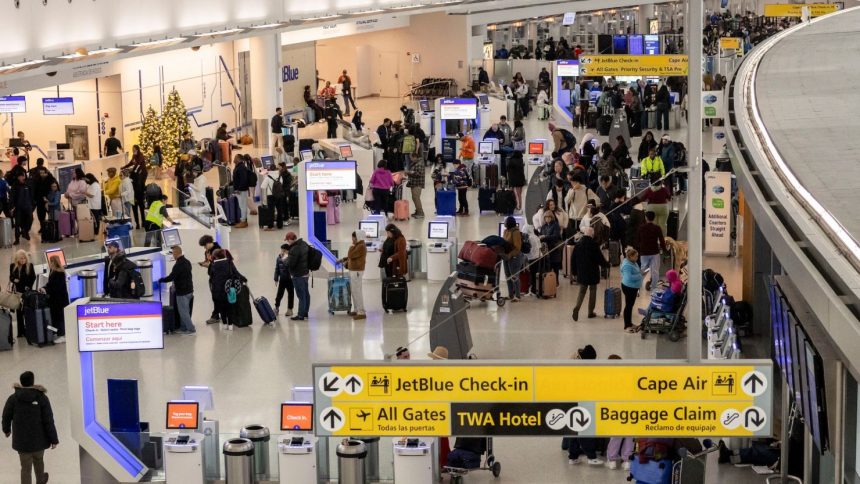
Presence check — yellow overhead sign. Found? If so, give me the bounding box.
[764,3,839,17]
[578,55,689,76]
[313,362,773,438]
[719,37,742,50]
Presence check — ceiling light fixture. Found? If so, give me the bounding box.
[304,13,341,20]
[129,37,187,47]
[193,28,244,37]
[58,47,122,59]
[390,4,425,10]
[0,59,49,73]
[251,23,285,29]
[361,9,386,14]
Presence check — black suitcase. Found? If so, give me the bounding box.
[382,277,408,313]
[231,286,253,327]
[258,204,275,228]
[587,111,599,129]
[494,189,516,215]
[162,305,176,334]
[288,191,299,219]
[0,310,11,351]
[478,187,495,213]
[41,219,61,243]
[298,138,316,152]
[23,292,53,347]
[629,116,643,137]
[598,115,612,136]
[456,261,495,285]
[667,209,680,239]
[205,187,215,212]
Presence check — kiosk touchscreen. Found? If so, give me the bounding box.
[428,221,449,242]
[162,227,182,248]
[478,94,489,107]
[527,141,547,165]
[478,141,494,155]
[281,403,314,432]
[418,99,430,112]
[261,155,275,169]
[44,248,66,267]
[359,220,380,239]
[300,150,313,161]
[528,142,544,156]
[338,144,353,159]
[282,126,294,138]
[166,401,199,431]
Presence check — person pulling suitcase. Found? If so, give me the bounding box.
[157,246,195,335]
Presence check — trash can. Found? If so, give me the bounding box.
[336,439,367,484]
[136,259,153,297]
[222,438,254,484]
[407,240,423,280]
[80,270,98,298]
[239,424,270,479]
[358,437,380,482]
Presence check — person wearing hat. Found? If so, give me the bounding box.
[395,347,411,360]
[428,346,449,360]
[2,371,59,484]
[339,231,367,320]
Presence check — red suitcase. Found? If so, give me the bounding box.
[458,241,496,269]
[394,199,409,221]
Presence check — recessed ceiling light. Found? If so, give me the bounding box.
[251,23,285,29]
[193,28,245,37]
[390,4,425,10]
[362,9,386,13]
[304,14,341,20]
[129,37,187,47]
[58,48,122,59]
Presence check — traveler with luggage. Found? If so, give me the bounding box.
[620,248,645,333]
[341,231,367,320]
[406,154,425,219]
[2,371,59,484]
[158,245,195,335]
[45,181,60,224]
[538,212,563,278]
[548,123,576,158]
[209,249,246,331]
[369,160,395,217]
[323,100,342,139]
[507,151,526,212]
[571,227,608,321]
[596,143,622,183]
[273,244,295,318]
[501,217,524,302]
[40,256,68,343]
[106,250,140,299]
[284,232,311,321]
[231,156,252,228]
[379,224,407,279]
[144,195,178,247]
[638,211,667,291]
[9,250,35,340]
[578,133,597,167]
[451,163,472,216]
[10,171,35,245]
[259,167,284,230]
[84,174,103,234]
[458,132,476,174]
[32,167,55,233]
[564,173,596,234]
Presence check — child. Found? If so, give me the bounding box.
[649,269,684,313]
[120,169,135,219]
[274,243,294,318]
[46,181,61,221]
[340,230,367,320]
[605,354,634,469]
[450,163,472,216]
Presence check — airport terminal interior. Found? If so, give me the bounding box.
[0,0,859,483]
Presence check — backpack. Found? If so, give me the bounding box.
[591,218,610,246]
[702,268,725,294]
[520,233,532,255]
[557,129,577,153]
[307,246,323,271]
[127,266,146,298]
[269,175,285,199]
[730,300,753,328]
[401,135,417,155]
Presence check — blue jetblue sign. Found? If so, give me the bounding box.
[282,65,300,82]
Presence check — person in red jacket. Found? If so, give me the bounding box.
[637,211,667,291]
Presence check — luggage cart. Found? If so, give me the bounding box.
[671,446,719,484]
[443,438,501,483]
[458,260,509,307]
[640,285,688,342]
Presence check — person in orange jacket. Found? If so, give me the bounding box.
[458,132,475,175]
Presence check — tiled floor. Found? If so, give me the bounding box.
[0,97,767,483]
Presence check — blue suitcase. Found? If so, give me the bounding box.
[604,287,622,318]
[106,222,132,250]
[435,189,457,216]
[253,294,277,324]
[327,271,352,314]
[219,195,240,225]
[630,458,673,484]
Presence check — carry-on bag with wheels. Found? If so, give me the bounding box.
[258,204,275,228]
[0,218,13,247]
[435,189,457,216]
[666,209,680,239]
[604,286,622,318]
[478,187,495,213]
[394,199,410,221]
[77,216,96,242]
[494,189,516,215]
[23,291,54,347]
[382,273,408,313]
[327,268,352,314]
[250,289,276,324]
[0,310,12,351]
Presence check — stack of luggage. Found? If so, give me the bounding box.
[455,241,497,300]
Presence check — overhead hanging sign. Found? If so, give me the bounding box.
[0,96,26,113]
[764,3,839,17]
[556,60,580,77]
[304,161,357,191]
[77,302,164,352]
[719,37,742,50]
[579,55,688,76]
[313,362,773,437]
[704,171,733,256]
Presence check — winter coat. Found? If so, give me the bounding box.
[2,384,58,453]
[574,235,607,286]
[209,258,246,302]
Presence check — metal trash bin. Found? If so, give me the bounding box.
[80,270,98,298]
[407,240,423,280]
[358,437,380,482]
[222,438,255,484]
[239,425,270,479]
[336,439,367,484]
[136,259,153,297]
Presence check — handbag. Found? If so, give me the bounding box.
[513,140,526,152]
[0,290,22,311]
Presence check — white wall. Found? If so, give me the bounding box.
[315,12,469,99]
[6,76,123,162]
[280,42,318,114]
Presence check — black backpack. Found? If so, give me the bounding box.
[127,266,146,299]
[307,246,323,271]
[269,175,285,199]
[558,129,577,153]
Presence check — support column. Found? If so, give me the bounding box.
[250,34,283,151]
[687,0,704,363]
[638,4,652,33]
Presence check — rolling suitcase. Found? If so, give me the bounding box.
[394,199,410,221]
[647,110,656,129]
[0,218,13,248]
[597,115,612,136]
[604,286,622,318]
[382,276,408,313]
[59,210,75,237]
[587,110,599,129]
[666,209,680,239]
[23,292,53,347]
[494,189,516,215]
[231,286,253,327]
[327,270,352,314]
[485,164,499,189]
[258,204,275,228]
[478,187,495,213]
[435,189,456,216]
[218,141,231,164]
[538,268,558,298]
[162,305,177,334]
[252,291,277,324]
[608,240,622,266]
[219,195,240,225]
[77,217,96,242]
[0,310,12,351]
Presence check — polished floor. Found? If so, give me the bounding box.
[0,97,765,483]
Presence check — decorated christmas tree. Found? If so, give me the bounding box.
[161,88,191,167]
[138,106,161,160]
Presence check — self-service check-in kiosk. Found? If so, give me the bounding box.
[359,217,387,281]
[393,438,435,484]
[477,93,492,139]
[426,217,457,282]
[163,401,205,484]
[278,402,317,484]
[418,98,434,141]
[180,385,220,479]
[526,138,549,179]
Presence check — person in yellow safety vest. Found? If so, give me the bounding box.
[144,194,179,247]
[640,147,665,179]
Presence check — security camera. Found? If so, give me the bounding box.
[46,71,57,77]
[14,0,20,8]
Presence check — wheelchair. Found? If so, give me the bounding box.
[442,437,501,483]
[640,284,688,342]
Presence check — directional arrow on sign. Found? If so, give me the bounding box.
[742,370,768,397]
[742,406,766,432]
[318,371,343,397]
[343,374,364,395]
[319,406,345,432]
[567,407,591,432]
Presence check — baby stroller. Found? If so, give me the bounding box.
[640,283,688,342]
[443,437,501,483]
